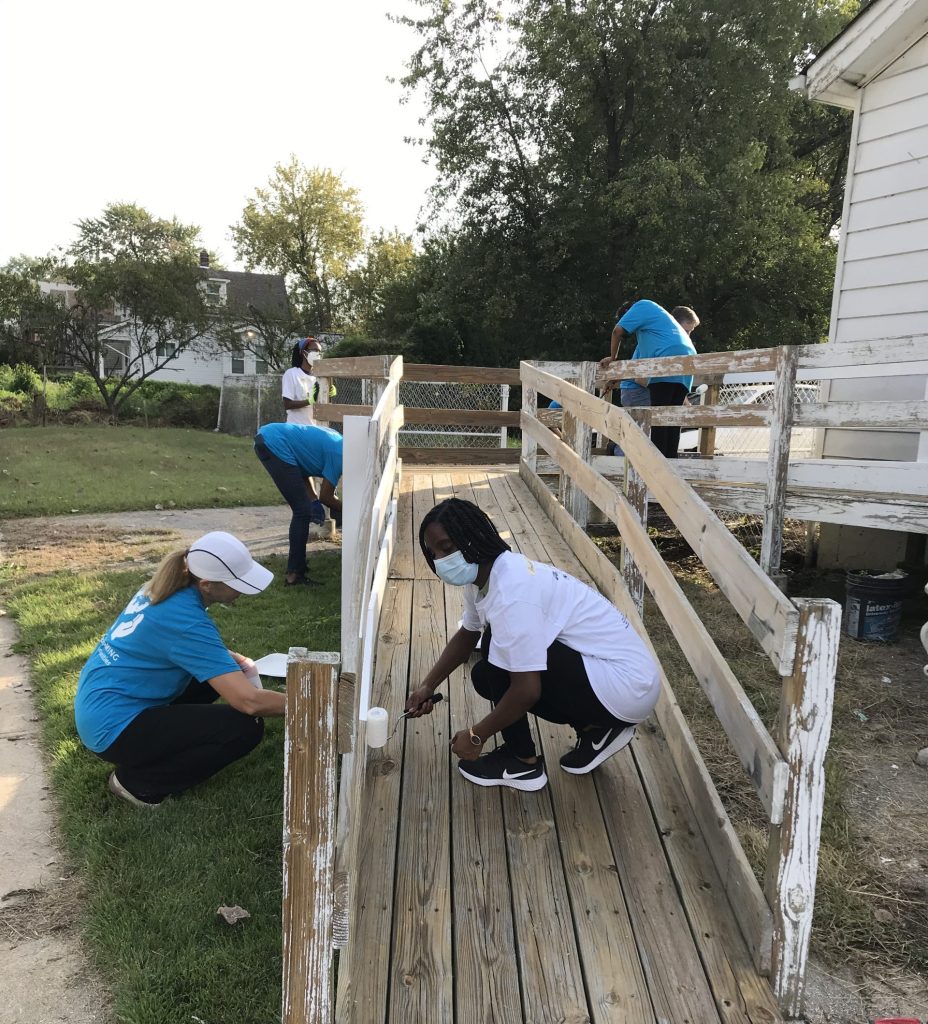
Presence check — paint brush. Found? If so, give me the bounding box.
[389,692,444,738]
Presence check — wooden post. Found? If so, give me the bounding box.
[282,649,342,1024]
[764,599,840,1019]
[698,382,720,457]
[623,408,651,616]
[522,365,538,472]
[561,361,596,528]
[760,346,798,581]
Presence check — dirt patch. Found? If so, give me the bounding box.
[2,521,178,575]
[1,881,80,946]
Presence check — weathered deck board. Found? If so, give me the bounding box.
[390,467,416,580]
[451,472,591,1024]
[411,475,435,579]
[390,576,454,1022]
[481,472,657,1023]
[336,581,412,1024]
[442,576,524,1024]
[340,468,783,1024]
[633,725,783,1024]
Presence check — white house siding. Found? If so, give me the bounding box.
[146,343,268,388]
[826,30,928,460]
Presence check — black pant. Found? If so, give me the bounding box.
[97,679,264,802]
[470,629,629,759]
[647,381,689,459]
[255,433,315,577]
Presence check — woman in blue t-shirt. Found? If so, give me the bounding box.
[254,422,344,586]
[74,531,284,808]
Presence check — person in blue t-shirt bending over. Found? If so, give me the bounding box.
[254,421,344,586]
[600,300,699,459]
[74,531,282,808]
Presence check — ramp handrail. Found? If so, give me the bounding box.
[520,362,841,1017]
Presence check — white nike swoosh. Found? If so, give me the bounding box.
[502,767,537,779]
[591,731,615,752]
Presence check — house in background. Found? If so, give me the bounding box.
[791,0,928,566]
[145,251,290,386]
[39,251,291,387]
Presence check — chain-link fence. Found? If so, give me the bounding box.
[681,379,821,457]
[215,375,287,436]
[216,374,510,447]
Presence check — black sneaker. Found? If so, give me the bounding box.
[559,724,636,775]
[457,744,548,792]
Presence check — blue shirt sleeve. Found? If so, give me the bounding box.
[168,618,239,682]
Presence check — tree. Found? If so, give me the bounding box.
[212,298,308,373]
[389,0,858,364]
[345,229,416,331]
[231,159,365,332]
[1,203,213,421]
[0,265,66,369]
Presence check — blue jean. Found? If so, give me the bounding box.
[254,434,324,577]
[612,383,651,456]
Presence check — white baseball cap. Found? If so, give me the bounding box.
[186,532,273,594]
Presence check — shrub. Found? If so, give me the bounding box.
[0,389,27,421]
[0,365,14,391]
[10,363,41,396]
[131,380,220,428]
[65,373,102,402]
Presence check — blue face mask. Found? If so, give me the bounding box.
[433,550,479,587]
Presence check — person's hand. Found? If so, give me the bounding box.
[599,354,615,368]
[405,685,437,717]
[230,651,263,689]
[451,728,484,761]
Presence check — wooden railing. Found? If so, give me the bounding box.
[280,343,923,1021]
[535,339,928,576]
[281,354,404,1024]
[312,357,521,465]
[521,362,841,1017]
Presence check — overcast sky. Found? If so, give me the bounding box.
[0,0,437,270]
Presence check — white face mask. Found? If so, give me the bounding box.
[433,550,479,587]
[306,350,321,365]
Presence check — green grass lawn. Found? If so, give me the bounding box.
[2,551,342,1024]
[0,426,281,517]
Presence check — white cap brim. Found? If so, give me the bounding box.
[225,560,274,594]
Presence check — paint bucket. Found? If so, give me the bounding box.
[844,570,909,642]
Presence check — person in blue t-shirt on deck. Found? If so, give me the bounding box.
[75,531,281,808]
[254,421,344,587]
[600,300,699,459]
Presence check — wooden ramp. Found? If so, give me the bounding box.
[338,467,783,1024]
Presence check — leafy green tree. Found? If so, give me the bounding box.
[231,159,365,332]
[1,204,213,421]
[346,229,416,331]
[390,0,857,363]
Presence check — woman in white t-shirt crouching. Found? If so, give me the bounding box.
[405,498,660,792]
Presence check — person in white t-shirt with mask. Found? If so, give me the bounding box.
[405,498,660,791]
[281,336,323,425]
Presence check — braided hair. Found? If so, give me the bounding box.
[418,498,511,574]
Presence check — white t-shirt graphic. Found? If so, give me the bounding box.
[281,367,317,425]
[460,551,660,723]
